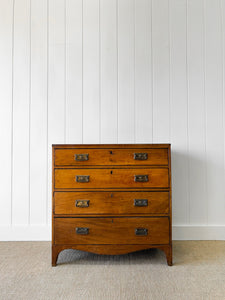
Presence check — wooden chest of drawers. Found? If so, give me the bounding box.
[52,144,172,266]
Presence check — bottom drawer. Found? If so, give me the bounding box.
[54,217,169,245]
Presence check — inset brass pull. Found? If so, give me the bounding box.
[76,227,89,235]
[135,228,148,236]
[134,199,148,207]
[75,200,90,208]
[76,175,90,183]
[134,153,148,160]
[134,175,148,182]
[75,153,89,161]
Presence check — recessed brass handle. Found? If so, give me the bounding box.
[134,199,148,207]
[76,227,89,235]
[75,200,90,208]
[135,228,148,236]
[75,153,89,161]
[76,175,90,183]
[134,175,148,182]
[134,153,148,160]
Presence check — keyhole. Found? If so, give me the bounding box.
[111,170,113,174]
[111,193,113,197]
[111,219,113,223]
[110,151,113,154]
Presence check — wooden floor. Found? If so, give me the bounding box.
[0,241,225,300]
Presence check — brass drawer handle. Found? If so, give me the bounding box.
[76,175,90,183]
[75,153,89,161]
[134,199,148,207]
[75,200,90,208]
[76,227,89,235]
[134,175,148,182]
[135,228,148,236]
[134,153,148,160]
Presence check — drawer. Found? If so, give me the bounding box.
[54,191,169,215]
[54,148,168,166]
[55,168,169,189]
[54,217,169,245]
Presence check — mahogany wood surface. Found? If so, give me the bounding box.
[52,144,172,266]
[54,191,169,215]
[54,168,169,189]
[54,217,169,245]
[55,148,168,166]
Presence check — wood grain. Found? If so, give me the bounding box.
[54,168,169,189]
[54,191,169,215]
[55,148,168,166]
[54,217,169,245]
[52,144,172,266]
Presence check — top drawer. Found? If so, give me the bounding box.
[54,148,168,166]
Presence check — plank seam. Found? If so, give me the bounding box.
[64,0,67,143]
[168,0,171,143]
[11,0,15,226]
[220,0,225,226]
[203,0,208,225]
[47,0,49,225]
[186,0,190,225]
[82,0,84,144]
[116,0,119,144]
[99,0,101,144]
[150,0,153,143]
[28,0,31,225]
[134,0,136,143]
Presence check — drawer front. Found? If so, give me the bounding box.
[54,217,169,245]
[54,148,168,166]
[54,191,169,215]
[55,168,169,189]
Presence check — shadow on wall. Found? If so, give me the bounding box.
[171,148,211,226]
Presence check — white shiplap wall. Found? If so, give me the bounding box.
[0,0,225,241]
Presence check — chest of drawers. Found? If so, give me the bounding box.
[52,144,172,266]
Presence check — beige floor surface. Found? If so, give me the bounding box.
[0,241,225,300]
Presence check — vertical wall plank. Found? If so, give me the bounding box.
[170,0,189,225]
[152,0,170,143]
[100,0,117,143]
[0,0,13,225]
[12,0,30,225]
[134,0,152,143]
[188,0,207,224]
[48,0,65,224]
[30,0,47,225]
[205,0,225,225]
[83,0,100,143]
[48,0,65,144]
[222,1,225,212]
[118,0,135,143]
[65,0,83,143]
